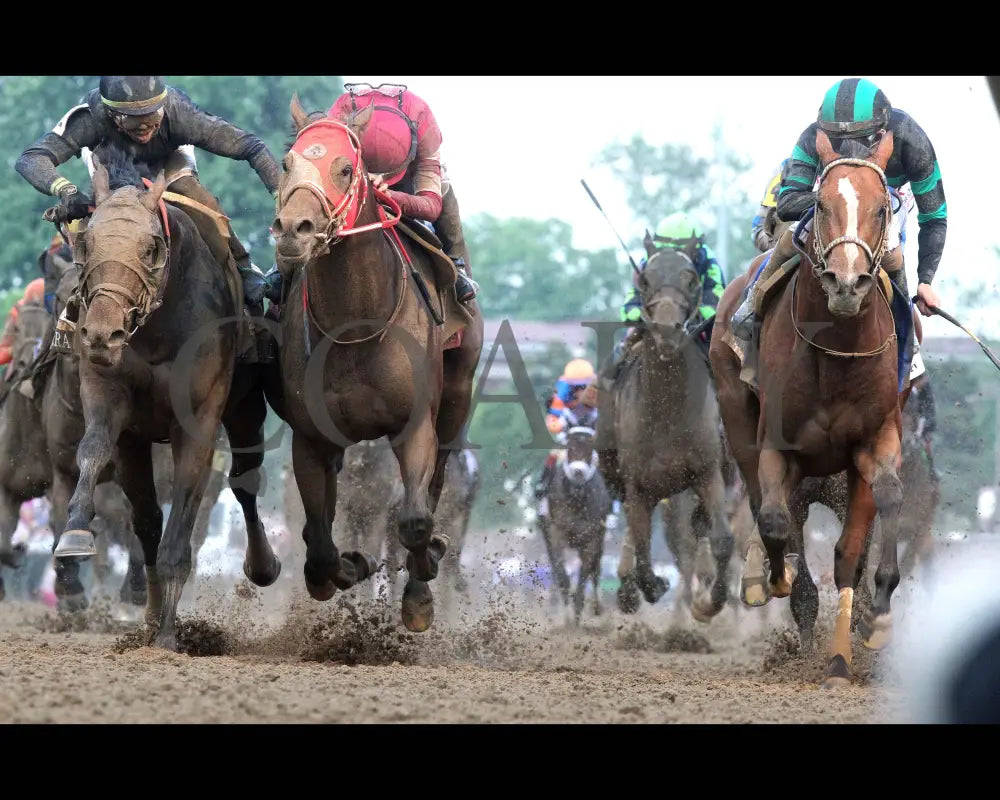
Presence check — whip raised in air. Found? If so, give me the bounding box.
[580,179,641,279]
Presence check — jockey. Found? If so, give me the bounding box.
[535,358,599,506]
[0,278,46,369]
[731,77,945,382]
[751,159,790,253]
[598,211,726,389]
[14,76,282,357]
[326,83,479,309]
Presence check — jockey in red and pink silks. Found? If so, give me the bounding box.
[328,83,478,306]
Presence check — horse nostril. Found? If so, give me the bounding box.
[109,330,127,346]
[296,220,314,236]
[819,271,839,294]
[271,219,284,236]
[854,274,874,293]
[79,325,88,340]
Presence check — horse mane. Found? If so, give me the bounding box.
[93,140,154,191]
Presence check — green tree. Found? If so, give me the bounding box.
[465,214,629,321]
[595,130,758,281]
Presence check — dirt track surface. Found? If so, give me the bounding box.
[0,538,916,724]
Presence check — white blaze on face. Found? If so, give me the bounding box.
[837,176,862,276]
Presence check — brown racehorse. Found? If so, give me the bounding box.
[52,144,281,649]
[271,97,484,632]
[710,129,911,687]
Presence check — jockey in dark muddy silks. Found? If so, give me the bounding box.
[597,211,726,390]
[328,83,479,308]
[731,77,946,382]
[535,357,599,513]
[14,75,282,356]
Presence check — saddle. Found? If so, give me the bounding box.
[394,215,473,350]
[158,191,257,362]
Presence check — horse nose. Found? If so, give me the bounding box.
[80,324,127,349]
[819,270,873,297]
[272,213,314,239]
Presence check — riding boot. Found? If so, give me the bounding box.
[434,182,478,309]
[732,225,798,340]
[453,259,479,307]
[235,255,275,364]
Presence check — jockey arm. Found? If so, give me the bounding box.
[751,160,788,252]
[775,125,822,224]
[15,104,102,199]
[167,89,281,195]
[696,246,726,320]
[894,113,947,287]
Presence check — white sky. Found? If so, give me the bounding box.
[344,75,1000,338]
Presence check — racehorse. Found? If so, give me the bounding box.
[52,143,281,649]
[271,95,483,631]
[597,236,734,621]
[542,419,611,622]
[710,129,912,686]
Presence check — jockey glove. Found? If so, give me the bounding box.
[263,265,284,305]
[58,189,93,222]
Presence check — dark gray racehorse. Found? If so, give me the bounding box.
[542,408,611,622]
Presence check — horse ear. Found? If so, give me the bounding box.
[92,157,110,205]
[643,229,656,256]
[290,92,310,132]
[815,128,837,165]
[348,103,374,137]
[872,129,894,170]
[142,171,167,213]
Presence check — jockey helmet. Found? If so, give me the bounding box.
[653,211,704,249]
[818,78,891,139]
[561,358,596,385]
[100,76,167,116]
[356,101,419,182]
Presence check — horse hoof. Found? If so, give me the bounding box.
[617,575,640,614]
[243,555,281,588]
[821,654,852,688]
[153,631,179,652]
[692,592,719,623]
[740,574,770,606]
[859,611,893,651]
[343,551,378,583]
[54,530,97,558]
[401,578,434,632]
[305,578,336,602]
[57,593,88,614]
[639,575,668,604]
[121,587,147,607]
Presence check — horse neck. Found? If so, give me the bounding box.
[306,200,402,329]
[638,340,695,408]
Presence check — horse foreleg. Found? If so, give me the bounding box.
[223,389,281,588]
[756,448,801,600]
[854,418,904,653]
[116,435,164,634]
[392,411,442,632]
[691,469,735,621]
[619,491,666,611]
[0,490,25,601]
[292,434,375,603]
[59,392,128,610]
[823,468,878,688]
[151,421,221,651]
